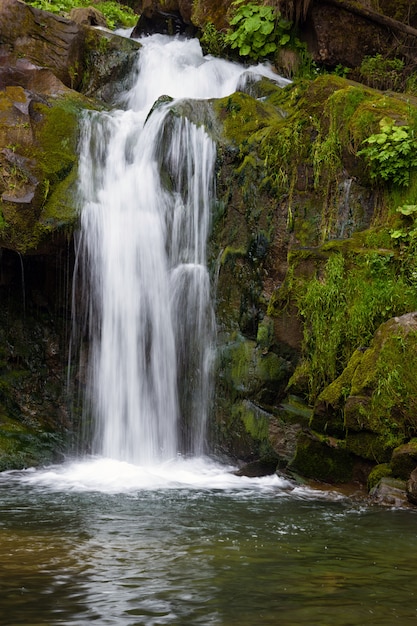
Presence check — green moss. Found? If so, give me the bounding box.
[296,250,417,401]
[233,402,269,441]
[0,419,65,471]
[345,431,392,463]
[29,99,79,181]
[317,349,364,408]
[367,463,392,491]
[289,430,354,483]
[256,316,274,350]
[214,92,279,146]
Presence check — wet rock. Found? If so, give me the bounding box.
[370,477,408,507]
[234,458,278,478]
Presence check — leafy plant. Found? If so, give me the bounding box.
[200,22,227,57]
[357,117,417,187]
[225,0,292,60]
[359,54,405,92]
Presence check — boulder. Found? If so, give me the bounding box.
[370,477,408,507]
[0,0,141,101]
[0,0,86,89]
[69,7,108,28]
[391,440,417,480]
[406,467,417,506]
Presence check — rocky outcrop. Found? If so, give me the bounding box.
[0,0,141,98]
[0,0,86,89]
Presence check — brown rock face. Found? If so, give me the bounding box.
[305,3,389,67]
[134,0,194,24]
[69,7,108,28]
[0,0,86,89]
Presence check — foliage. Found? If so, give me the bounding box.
[25,0,137,29]
[359,54,405,92]
[200,22,228,57]
[357,117,417,187]
[225,0,294,61]
[297,252,417,400]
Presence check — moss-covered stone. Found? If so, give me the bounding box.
[0,89,89,253]
[288,430,354,483]
[218,332,292,408]
[390,439,417,479]
[345,430,391,463]
[367,463,392,491]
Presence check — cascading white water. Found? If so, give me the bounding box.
[75,34,288,465]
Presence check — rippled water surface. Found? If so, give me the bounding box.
[1,458,416,625]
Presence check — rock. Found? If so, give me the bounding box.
[370,477,408,507]
[288,430,355,483]
[80,28,141,102]
[391,440,417,480]
[131,9,196,37]
[234,458,278,477]
[406,467,417,506]
[69,7,108,28]
[0,0,86,89]
[305,2,389,67]
[0,0,141,101]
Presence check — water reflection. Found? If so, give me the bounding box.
[1,463,417,625]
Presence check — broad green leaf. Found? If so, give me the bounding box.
[397,204,417,216]
[390,230,407,239]
[263,42,277,54]
[259,20,275,35]
[244,16,261,32]
[239,44,251,56]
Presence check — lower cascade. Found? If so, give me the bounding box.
[74,34,282,465]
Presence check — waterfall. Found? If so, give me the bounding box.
[74,34,286,465]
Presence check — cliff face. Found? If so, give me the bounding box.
[2,0,417,503]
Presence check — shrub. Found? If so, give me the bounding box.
[357,117,417,187]
[225,0,292,61]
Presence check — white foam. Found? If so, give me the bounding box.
[13,457,294,494]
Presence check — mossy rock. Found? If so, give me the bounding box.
[0,87,89,253]
[288,430,354,483]
[345,430,392,464]
[390,439,417,479]
[0,422,65,471]
[367,463,392,492]
[218,333,292,407]
[348,314,417,440]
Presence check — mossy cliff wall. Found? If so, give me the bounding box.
[209,73,417,495]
